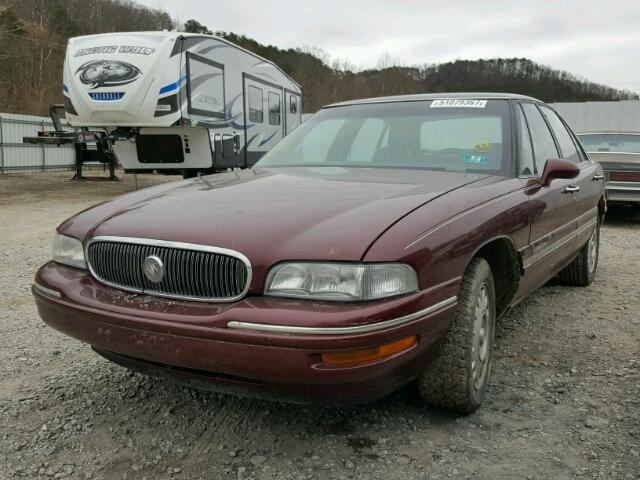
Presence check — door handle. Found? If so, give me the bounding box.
[592,173,604,181]
[564,185,580,193]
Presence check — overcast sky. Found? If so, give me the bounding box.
[137,0,640,93]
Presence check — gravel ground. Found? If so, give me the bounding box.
[1,172,639,480]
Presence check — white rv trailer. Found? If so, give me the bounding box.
[62,32,302,176]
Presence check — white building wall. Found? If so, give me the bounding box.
[551,100,640,134]
[0,112,76,173]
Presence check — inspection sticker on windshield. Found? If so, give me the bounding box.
[464,154,488,166]
[430,99,487,108]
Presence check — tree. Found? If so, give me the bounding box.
[48,2,79,37]
[183,19,211,35]
[155,11,175,31]
[0,6,25,36]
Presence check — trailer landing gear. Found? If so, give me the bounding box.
[22,104,120,182]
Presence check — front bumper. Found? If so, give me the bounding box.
[33,262,458,404]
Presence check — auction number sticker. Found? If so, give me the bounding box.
[430,99,487,108]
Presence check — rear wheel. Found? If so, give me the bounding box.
[558,221,599,286]
[417,258,496,414]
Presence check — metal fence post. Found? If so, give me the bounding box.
[0,115,4,174]
[41,120,46,171]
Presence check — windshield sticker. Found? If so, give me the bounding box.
[474,142,493,152]
[464,154,488,166]
[430,99,487,108]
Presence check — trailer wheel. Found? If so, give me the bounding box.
[182,170,198,179]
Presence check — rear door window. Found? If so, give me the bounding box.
[539,106,581,163]
[521,103,559,173]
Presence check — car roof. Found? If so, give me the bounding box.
[324,92,540,108]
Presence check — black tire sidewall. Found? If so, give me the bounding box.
[466,261,497,408]
[586,221,600,284]
[418,258,497,413]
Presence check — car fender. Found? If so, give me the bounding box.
[363,178,532,311]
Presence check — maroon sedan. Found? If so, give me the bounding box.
[33,93,605,413]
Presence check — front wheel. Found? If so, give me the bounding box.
[417,258,496,414]
[558,220,599,286]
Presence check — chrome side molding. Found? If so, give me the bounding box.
[226,296,457,335]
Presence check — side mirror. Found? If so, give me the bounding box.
[540,158,579,186]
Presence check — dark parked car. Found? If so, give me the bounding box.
[33,93,605,413]
[577,132,640,206]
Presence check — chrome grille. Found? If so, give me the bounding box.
[86,237,251,302]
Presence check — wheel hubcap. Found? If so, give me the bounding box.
[471,284,491,391]
[587,228,598,274]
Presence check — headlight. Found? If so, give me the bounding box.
[52,233,86,269]
[265,262,418,301]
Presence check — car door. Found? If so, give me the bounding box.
[518,102,580,285]
[538,105,601,247]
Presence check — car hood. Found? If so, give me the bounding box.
[63,167,486,264]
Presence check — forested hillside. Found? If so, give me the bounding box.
[0,0,636,116]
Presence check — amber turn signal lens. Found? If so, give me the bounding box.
[321,335,417,366]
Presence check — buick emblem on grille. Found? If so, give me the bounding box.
[142,255,164,283]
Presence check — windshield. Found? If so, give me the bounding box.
[578,134,640,154]
[256,99,512,174]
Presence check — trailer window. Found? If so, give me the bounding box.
[290,96,298,114]
[249,86,263,123]
[186,53,225,119]
[269,92,281,125]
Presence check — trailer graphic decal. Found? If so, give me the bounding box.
[76,60,142,89]
[258,130,279,147]
[159,76,187,95]
[74,46,156,57]
[198,94,246,130]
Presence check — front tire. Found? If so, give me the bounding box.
[558,220,599,286]
[417,258,496,414]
